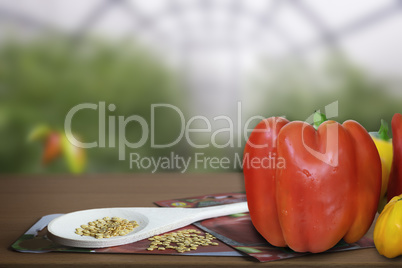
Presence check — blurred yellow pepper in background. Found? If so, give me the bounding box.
[29,125,86,174]
[374,194,402,258]
[370,120,393,212]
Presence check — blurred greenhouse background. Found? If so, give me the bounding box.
[1,0,402,173]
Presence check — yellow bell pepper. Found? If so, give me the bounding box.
[370,120,393,211]
[374,194,402,258]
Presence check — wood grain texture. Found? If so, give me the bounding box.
[0,173,401,267]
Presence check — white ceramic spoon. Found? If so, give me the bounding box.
[47,202,248,248]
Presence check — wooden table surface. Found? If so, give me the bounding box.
[1,173,401,267]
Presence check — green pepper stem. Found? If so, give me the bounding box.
[313,111,327,130]
[378,119,390,141]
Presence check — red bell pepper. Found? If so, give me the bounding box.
[243,115,381,253]
[387,113,402,201]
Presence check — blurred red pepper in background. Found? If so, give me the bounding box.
[29,125,86,174]
[42,131,62,165]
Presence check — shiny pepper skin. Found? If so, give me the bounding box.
[387,113,402,201]
[243,117,382,253]
[374,194,402,258]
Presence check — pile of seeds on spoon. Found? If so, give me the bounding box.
[147,229,219,253]
[75,217,139,239]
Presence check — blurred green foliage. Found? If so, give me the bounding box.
[1,35,401,174]
[0,36,187,173]
[244,54,402,133]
